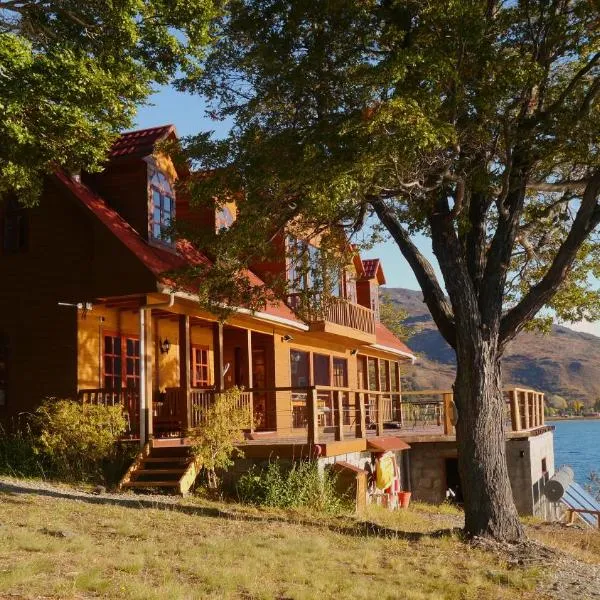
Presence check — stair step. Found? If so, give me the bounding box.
[122,480,180,488]
[142,457,190,464]
[133,468,187,477]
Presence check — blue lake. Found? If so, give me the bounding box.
[549,419,600,480]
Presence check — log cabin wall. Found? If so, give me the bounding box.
[0,177,157,422]
[83,160,150,241]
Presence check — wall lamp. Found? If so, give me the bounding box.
[282,334,294,342]
[350,348,359,355]
[159,338,171,355]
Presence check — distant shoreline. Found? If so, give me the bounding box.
[547,416,600,421]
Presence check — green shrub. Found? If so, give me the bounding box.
[188,387,253,488]
[33,398,127,482]
[0,422,46,478]
[237,460,344,514]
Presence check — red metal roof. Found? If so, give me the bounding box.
[367,437,411,452]
[361,258,386,284]
[374,322,415,360]
[55,171,301,324]
[108,125,176,160]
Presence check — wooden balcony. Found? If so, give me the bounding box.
[288,294,376,340]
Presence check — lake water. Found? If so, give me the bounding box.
[549,419,600,480]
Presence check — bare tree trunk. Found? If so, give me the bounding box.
[454,330,524,541]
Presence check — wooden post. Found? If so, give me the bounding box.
[334,390,344,441]
[522,390,530,429]
[179,315,191,430]
[530,392,537,427]
[307,387,319,445]
[396,362,403,425]
[376,392,384,436]
[509,389,521,432]
[355,392,366,439]
[246,330,254,433]
[442,393,455,435]
[213,321,224,390]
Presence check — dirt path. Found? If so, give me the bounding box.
[472,535,600,600]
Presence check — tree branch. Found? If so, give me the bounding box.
[370,196,456,348]
[479,149,530,326]
[527,179,589,192]
[500,171,600,345]
[543,51,600,117]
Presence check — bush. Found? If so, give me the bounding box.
[0,422,46,478]
[188,387,253,489]
[237,460,344,514]
[33,398,127,482]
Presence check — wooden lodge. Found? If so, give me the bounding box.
[0,125,556,515]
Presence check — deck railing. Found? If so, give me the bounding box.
[78,388,140,437]
[287,294,376,335]
[78,384,545,443]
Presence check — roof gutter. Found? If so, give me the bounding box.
[370,343,416,363]
[158,287,309,331]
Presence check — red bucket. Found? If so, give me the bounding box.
[398,491,411,508]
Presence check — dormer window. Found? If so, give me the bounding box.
[149,167,175,244]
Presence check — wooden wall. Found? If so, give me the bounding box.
[0,177,157,421]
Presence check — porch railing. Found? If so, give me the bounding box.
[287,294,376,335]
[78,384,545,443]
[78,388,140,437]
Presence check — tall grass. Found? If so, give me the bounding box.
[0,421,46,478]
[236,460,346,513]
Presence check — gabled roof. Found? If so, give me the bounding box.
[54,171,301,325]
[373,322,416,362]
[361,258,386,284]
[108,125,176,160]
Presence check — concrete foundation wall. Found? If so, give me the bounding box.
[506,430,558,519]
[408,430,558,518]
[222,449,410,493]
[407,442,457,504]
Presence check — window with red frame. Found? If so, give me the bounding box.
[103,335,140,389]
[191,346,210,387]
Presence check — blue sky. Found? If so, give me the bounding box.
[135,85,600,336]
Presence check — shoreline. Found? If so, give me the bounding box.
[546,416,600,421]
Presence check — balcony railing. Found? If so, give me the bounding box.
[78,385,546,443]
[287,294,376,335]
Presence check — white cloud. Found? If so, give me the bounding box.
[563,320,600,337]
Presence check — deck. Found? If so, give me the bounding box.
[79,385,549,457]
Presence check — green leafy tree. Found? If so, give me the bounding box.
[379,293,414,341]
[0,0,219,205]
[180,1,600,541]
[188,388,253,489]
[594,398,600,412]
[571,400,585,415]
[548,395,568,412]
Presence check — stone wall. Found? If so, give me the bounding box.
[407,442,457,504]
[408,430,558,518]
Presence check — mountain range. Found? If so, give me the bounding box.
[387,288,600,406]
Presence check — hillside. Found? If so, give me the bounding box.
[387,288,600,405]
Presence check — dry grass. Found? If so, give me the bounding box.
[0,488,544,600]
[528,521,600,565]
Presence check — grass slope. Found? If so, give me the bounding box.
[0,485,544,600]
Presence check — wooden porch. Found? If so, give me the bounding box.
[79,385,548,450]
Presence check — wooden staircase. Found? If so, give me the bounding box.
[118,440,201,495]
